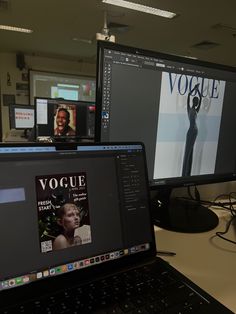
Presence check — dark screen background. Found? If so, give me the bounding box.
[0,150,152,280]
[108,65,162,178]
[0,156,121,279]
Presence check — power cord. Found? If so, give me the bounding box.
[210,191,236,245]
[215,215,236,245]
[181,187,236,245]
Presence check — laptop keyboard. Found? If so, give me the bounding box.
[0,262,208,314]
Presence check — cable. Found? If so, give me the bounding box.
[187,186,194,200]
[194,186,200,203]
[215,215,236,245]
[228,192,236,216]
[180,188,236,245]
[211,191,236,245]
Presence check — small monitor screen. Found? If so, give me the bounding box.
[9,105,34,130]
[35,98,95,141]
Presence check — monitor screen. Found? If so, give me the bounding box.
[9,105,35,130]
[95,41,236,232]
[0,143,154,295]
[35,98,95,141]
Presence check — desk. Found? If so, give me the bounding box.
[154,209,236,313]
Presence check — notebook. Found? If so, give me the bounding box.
[0,142,233,313]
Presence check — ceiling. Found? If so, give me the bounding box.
[0,0,236,67]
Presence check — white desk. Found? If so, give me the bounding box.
[154,209,236,313]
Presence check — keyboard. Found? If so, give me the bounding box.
[0,262,209,314]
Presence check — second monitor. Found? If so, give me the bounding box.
[95,41,236,232]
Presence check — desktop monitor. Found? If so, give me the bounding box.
[9,104,35,130]
[95,41,236,232]
[35,97,95,142]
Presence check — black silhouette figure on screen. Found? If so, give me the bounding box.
[182,83,202,176]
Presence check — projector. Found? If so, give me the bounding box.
[96,32,115,43]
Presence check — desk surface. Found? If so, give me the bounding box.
[154,208,236,313]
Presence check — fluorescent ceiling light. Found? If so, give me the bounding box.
[0,25,33,33]
[102,0,176,19]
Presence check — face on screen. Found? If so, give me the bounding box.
[54,106,76,137]
[35,98,94,140]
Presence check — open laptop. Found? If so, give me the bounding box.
[0,142,233,313]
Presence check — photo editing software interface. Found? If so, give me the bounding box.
[0,144,153,291]
[35,98,95,141]
[9,105,35,130]
[96,42,236,187]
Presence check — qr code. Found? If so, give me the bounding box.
[41,240,52,253]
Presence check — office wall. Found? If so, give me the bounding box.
[0,52,96,138]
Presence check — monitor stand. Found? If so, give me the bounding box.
[151,187,219,233]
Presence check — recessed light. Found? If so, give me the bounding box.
[0,25,33,33]
[102,0,176,19]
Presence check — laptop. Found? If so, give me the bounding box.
[0,142,233,313]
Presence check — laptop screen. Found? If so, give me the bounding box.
[0,143,154,291]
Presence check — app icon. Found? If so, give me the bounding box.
[114,251,120,258]
[16,277,23,285]
[61,265,67,273]
[2,281,9,288]
[56,267,62,273]
[9,279,16,287]
[36,272,43,279]
[23,276,30,283]
[43,270,49,277]
[67,264,73,271]
[85,259,90,266]
[130,247,136,253]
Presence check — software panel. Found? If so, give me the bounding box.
[35,98,95,142]
[95,41,236,232]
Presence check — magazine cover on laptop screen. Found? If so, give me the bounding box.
[36,172,92,253]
